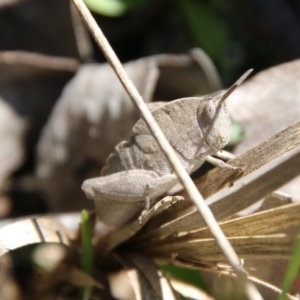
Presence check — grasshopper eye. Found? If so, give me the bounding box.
[197,99,231,149]
[204,102,216,120]
[197,101,217,128]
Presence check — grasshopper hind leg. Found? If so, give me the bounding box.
[138,195,184,225]
[138,174,178,224]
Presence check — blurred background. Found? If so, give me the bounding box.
[1,1,300,298]
[2,0,300,81]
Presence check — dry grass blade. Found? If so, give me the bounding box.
[154,150,300,236]
[71,2,260,298]
[129,202,299,263]
[137,202,300,250]
[139,234,295,262]
[206,148,300,224]
[190,202,300,239]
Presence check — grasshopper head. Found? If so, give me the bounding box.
[197,69,253,152]
[197,93,231,151]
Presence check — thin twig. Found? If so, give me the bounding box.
[70,1,93,61]
[71,1,262,299]
[0,51,79,72]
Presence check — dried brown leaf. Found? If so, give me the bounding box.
[0,217,75,256]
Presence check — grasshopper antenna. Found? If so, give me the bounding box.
[220,69,253,104]
[201,69,253,104]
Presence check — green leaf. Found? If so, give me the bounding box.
[84,0,148,17]
[228,121,245,146]
[81,210,93,275]
[177,0,230,64]
[160,264,207,291]
[279,231,300,300]
[80,210,94,299]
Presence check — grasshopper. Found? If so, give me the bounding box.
[82,70,252,226]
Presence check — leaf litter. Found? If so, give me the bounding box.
[0,47,300,299]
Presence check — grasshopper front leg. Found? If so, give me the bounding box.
[206,155,237,170]
[206,155,244,173]
[82,169,177,226]
[215,150,235,161]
